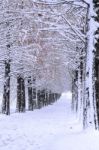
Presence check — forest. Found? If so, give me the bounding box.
[0,0,99,136]
[0,0,99,150]
[0,0,99,127]
[0,1,85,113]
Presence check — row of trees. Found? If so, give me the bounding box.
[0,0,64,114]
[72,0,99,129]
[0,0,83,114]
[1,0,96,130]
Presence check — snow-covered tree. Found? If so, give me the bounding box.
[72,0,99,129]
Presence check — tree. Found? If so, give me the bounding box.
[75,0,99,129]
[1,1,12,115]
[93,0,99,127]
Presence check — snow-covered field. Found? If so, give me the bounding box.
[0,93,99,150]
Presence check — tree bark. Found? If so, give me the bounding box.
[94,0,99,128]
[17,76,25,112]
[2,60,10,115]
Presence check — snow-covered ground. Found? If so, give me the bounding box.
[0,93,99,150]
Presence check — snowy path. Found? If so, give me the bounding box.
[0,94,99,150]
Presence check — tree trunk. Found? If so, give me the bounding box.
[94,0,99,128]
[17,76,25,112]
[32,88,36,108]
[28,77,33,110]
[83,1,98,128]
[2,60,10,115]
[72,71,78,112]
[28,86,33,110]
